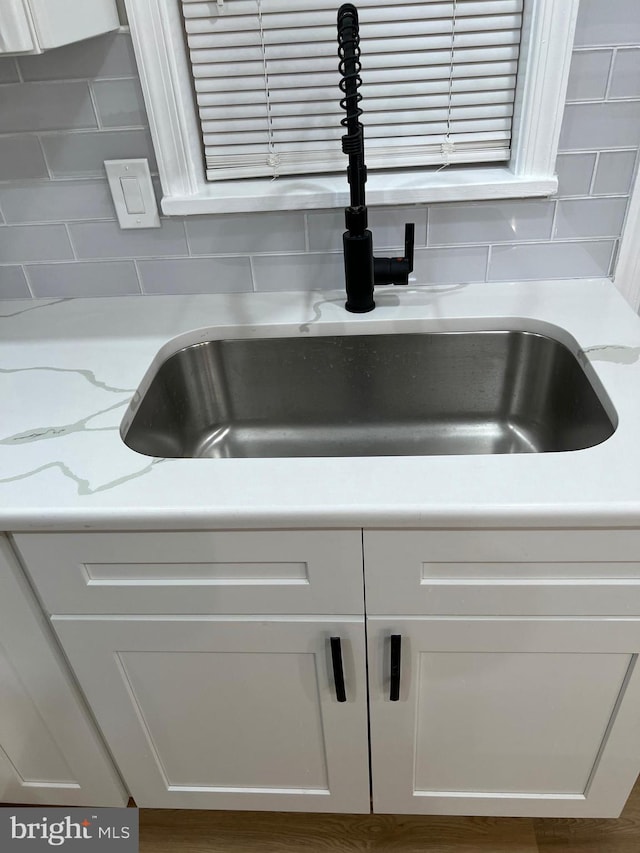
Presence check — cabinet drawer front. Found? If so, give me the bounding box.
[14,531,363,615]
[364,529,640,616]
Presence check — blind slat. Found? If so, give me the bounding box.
[197,76,517,108]
[190,28,521,62]
[194,62,519,92]
[203,117,513,147]
[183,0,522,17]
[187,15,522,46]
[186,2,522,32]
[205,132,511,161]
[200,95,515,123]
[190,45,521,78]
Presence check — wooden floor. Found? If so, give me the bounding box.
[139,777,640,853]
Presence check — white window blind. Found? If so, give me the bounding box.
[180,0,523,182]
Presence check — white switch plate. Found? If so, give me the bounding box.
[104,159,160,229]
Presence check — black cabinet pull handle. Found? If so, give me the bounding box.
[390,634,402,701]
[330,637,347,702]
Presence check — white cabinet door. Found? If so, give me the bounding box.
[0,537,125,806]
[368,617,640,817]
[53,616,370,812]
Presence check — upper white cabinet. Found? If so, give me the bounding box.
[0,0,119,55]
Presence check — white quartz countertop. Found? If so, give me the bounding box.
[2,278,640,531]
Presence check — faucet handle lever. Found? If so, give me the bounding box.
[404,222,415,274]
[373,221,415,286]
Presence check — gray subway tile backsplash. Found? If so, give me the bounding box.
[413,246,489,284]
[428,201,555,246]
[91,79,148,129]
[0,82,97,134]
[566,50,612,101]
[0,225,74,263]
[252,253,344,292]
[138,257,253,295]
[17,33,138,81]
[41,129,157,178]
[0,180,116,224]
[554,198,629,239]
[555,153,597,196]
[0,136,49,181]
[0,59,19,84]
[68,220,188,260]
[26,261,142,297]
[0,6,638,301]
[186,213,306,255]
[559,101,640,152]
[0,265,31,298]
[608,48,640,99]
[574,0,640,48]
[489,241,615,281]
[593,151,638,195]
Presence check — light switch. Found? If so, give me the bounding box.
[105,159,160,229]
[120,177,145,215]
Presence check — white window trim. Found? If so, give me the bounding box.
[124,0,580,215]
[613,160,640,311]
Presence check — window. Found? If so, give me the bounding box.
[124,0,581,214]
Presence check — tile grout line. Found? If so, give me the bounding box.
[132,259,145,294]
[87,81,104,131]
[32,132,55,183]
[64,223,79,261]
[20,264,36,299]
[589,152,601,195]
[303,213,310,252]
[549,199,559,242]
[603,47,617,101]
[248,255,258,292]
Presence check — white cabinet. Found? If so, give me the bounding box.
[363,529,640,817]
[0,0,119,55]
[52,616,370,811]
[13,526,640,817]
[367,617,640,817]
[14,529,368,812]
[0,536,125,806]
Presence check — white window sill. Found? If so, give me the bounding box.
[160,167,558,216]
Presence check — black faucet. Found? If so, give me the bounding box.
[337,3,415,313]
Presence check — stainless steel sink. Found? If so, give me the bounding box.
[122,331,616,459]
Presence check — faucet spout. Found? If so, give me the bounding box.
[337,3,366,210]
[337,3,415,313]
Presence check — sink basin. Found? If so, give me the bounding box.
[122,331,616,458]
